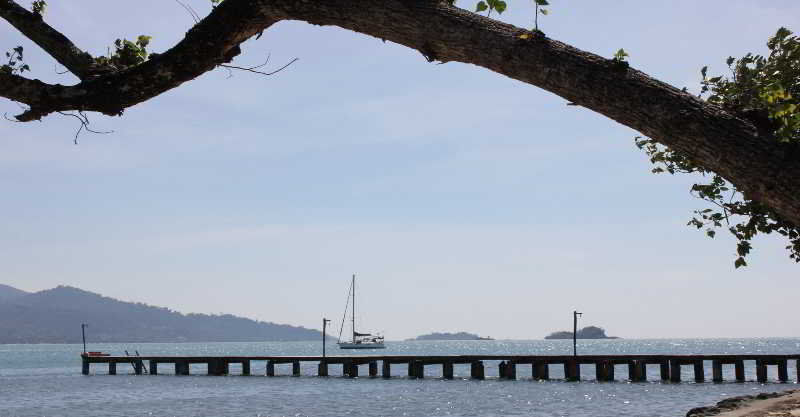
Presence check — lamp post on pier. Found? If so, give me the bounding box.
[322,318,331,358]
[573,311,582,356]
[81,323,88,354]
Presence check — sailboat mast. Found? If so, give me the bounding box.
[352,274,356,344]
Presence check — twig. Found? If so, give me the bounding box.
[57,111,113,144]
[54,63,69,75]
[220,56,298,77]
[174,0,200,23]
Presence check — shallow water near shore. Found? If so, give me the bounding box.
[1,339,798,417]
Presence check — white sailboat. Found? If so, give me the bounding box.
[337,274,385,349]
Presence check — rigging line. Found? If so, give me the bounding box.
[337,278,353,343]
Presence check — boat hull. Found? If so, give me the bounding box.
[337,343,386,349]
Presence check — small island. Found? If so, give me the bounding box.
[407,332,494,341]
[544,326,619,340]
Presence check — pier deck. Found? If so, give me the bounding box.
[82,354,800,383]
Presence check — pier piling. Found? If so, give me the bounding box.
[670,360,681,382]
[735,360,745,382]
[242,360,251,376]
[778,360,788,382]
[266,361,275,377]
[382,361,391,378]
[149,361,158,375]
[108,362,116,375]
[318,361,328,377]
[82,359,89,375]
[506,361,517,380]
[133,360,143,375]
[565,360,580,381]
[712,360,723,383]
[369,361,378,377]
[470,361,485,380]
[756,360,767,383]
[532,361,549,380]
[693,360,704,382]
[443,362,454,379]
[659,361,669,381]
[175,361,189,376]
[292,361,301,377]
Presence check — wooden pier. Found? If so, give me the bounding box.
[81,354,800,383]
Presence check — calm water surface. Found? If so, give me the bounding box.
[1,339,798,417]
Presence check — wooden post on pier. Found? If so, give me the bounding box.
[318,361,328,377]
[81,358,89,375]
[407,361,423,379]
[443,362,454,379]
[693,360,704,382]
[369,361,378,377]
[670,360,681,383]
[756,360,767,383]
[149,361,158,375]
[415,361,424,379]
[506,361,517,380]
[209,360,228,376]
[565,359,579,381]
[266,361,275,377]
[660,360,669,381]
[712,360,723,383]
[349,362,359,378]
[242,360,251,376]
[796,360,800,383]
[470,361,485,380]
[382,361,391,378]
[778,360,788,382]
[499,361,507,379]
[635,361,647,382]
[627,361,645,382]
[108,362,116,375]
[735,360,745,382]
[292,361,301,377]
[134,360,143,375]
[596,361,614,381]
[175,361,189,376]
[532,361,549,380]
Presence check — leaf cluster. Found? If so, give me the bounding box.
[94,35,153,70]
[1,46,31,75]
[475,0,507,17]
[32,0,46,16]
[634,28,800,268]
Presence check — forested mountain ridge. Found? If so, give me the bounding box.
[0,283,29,301]
[0,285,323,344]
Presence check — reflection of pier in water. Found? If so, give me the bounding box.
[81,354,800,383]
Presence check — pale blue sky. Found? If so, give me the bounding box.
[1,1,798,340]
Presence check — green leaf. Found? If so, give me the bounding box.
[540,9,549,15]
[494,0,506,13]
[475,1,487,12]
[734,257,747,268]
[535,0,549,5]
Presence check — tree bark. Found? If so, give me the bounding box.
[1,0,799,226]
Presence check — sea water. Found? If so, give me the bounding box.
[0,339,798,417]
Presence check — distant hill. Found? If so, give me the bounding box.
[408,332,493,341]
[544,326,619,340]
[0,284,29,301]
[0,285,324,344]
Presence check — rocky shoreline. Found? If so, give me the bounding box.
[686,390,799,417]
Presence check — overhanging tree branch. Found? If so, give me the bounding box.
[1,0,799,229]
[0,0,99,79]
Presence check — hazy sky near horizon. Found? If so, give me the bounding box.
[1,1,799,340]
